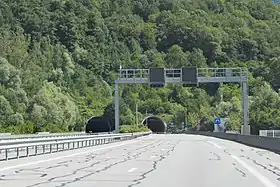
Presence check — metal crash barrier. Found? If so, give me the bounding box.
[0,132,151,161]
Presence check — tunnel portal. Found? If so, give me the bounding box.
[142,116,167,133]
[85,116,115,133]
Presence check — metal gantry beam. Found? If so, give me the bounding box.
[114,68,250,135]
[242,81,250,135]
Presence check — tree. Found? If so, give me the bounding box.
[165,45,189,68]
[31,82,80,131]
[0,95,14,127]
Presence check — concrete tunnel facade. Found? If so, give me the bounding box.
[142,116,167,133]
[85,116,115,133]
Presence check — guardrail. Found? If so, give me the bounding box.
[0,134,123,146]
[259,130,280,138]
[0,132,109,141]
[186,131,280,153]
[0,132,151,161]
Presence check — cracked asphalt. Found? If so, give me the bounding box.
[1,134,280,187]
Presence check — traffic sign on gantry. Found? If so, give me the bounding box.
[149,68,165,88]
[115,67,249,135]
[181,67,198,87]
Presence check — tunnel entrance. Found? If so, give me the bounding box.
[85,116,115,133]
[142,116,167,133]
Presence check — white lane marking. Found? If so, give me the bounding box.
[0,141,137,172]
[128,168,137,172]
[161,149,166,151]
[150,155,156,158]
[231,155,277,187]
[206,141,223,149]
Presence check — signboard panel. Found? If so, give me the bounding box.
[213,118,229,132]
[181,67,197,85]
[149,68,165,84]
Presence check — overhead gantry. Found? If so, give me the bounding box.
[114,67,249,135]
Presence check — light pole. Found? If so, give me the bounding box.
[184,108,188,129]
[135,102,138,125]
[220,82,223,102]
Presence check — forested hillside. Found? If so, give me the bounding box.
[1,0,280,134]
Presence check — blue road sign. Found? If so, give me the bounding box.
[214,118,221,125]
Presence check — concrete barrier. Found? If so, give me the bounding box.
[36,132,50,135]
[186,131,280,153]
[0,133,12,136]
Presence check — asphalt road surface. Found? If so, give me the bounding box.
[0,134,280,187]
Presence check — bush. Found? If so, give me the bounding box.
[68,122,85,132]
[18,122,35,134]
[0,122,35,134]
[120,125,150,133]
[42,124,66,133]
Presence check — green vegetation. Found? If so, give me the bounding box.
[1,0,280,134]
[120,125,150,133]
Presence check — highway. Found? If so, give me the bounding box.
[0,134,280,187]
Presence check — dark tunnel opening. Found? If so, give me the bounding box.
[85,116,115,133]
[86,115,166,133]
[142,116,167,133]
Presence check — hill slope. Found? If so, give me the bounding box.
[1,0,280,134]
